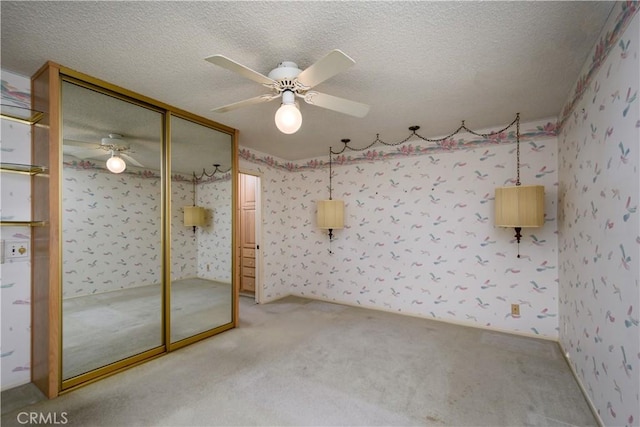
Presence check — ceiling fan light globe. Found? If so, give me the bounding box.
[106,155,127,173]
[275,103,302,134]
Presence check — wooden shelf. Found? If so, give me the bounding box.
[1,104,44,125]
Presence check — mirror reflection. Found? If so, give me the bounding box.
[170,115,233,343]
[61,81,164,379]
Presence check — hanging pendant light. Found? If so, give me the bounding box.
[184,172,206,232]
[184,206,206,227]
[317,200,344,234]
[317,142,345,246]
[494,113,544,257]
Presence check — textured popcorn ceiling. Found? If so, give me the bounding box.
[1,1,613,160]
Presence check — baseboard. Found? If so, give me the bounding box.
[63,277,231,300]
[285,292,558,342]
[259,292,292,305]
[558,341,604,427]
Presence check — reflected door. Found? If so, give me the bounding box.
[61,80,164,381]
[239,173,257,294]
[169,115,233,345]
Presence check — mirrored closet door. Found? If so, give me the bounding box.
[60,79,165,380]
[169,115,233,344]
[32,63,237,397]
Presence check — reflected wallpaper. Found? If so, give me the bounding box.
[61,164,232,298]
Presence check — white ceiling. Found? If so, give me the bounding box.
[1,1,613,161]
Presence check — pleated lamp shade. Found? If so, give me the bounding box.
[184,206,206,227]
[494,185,545,227]
[317,200,344,229]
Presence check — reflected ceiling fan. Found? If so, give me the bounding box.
[205,49,370,134]
[64,134,143,173]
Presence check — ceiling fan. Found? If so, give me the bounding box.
[205,49,370,134]
[64,134,143,173]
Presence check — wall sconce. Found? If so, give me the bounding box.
[317,141,346,248]
[494,113,544,257]
[184,172,206,233]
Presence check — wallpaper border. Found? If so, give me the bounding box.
[557,1,639,131]
[63,159,231,183]
[239,121,558,172]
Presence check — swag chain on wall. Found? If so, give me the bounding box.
[330,113,520,156]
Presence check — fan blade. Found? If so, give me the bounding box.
[205,55,275,86]
[120,152,144,168]
[64,148,106,159]
[303,92,370,118]
[63,140,105,159]
[64,139,98,148]
[297,50,355,88]
[211,94,278,113]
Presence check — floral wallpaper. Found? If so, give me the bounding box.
[242,118,560,337]
[243,118,557,339]
[558,2,639,426]
[1,71,33,390]
[290,138,559,337]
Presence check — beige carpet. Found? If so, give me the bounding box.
[2,296,595,426]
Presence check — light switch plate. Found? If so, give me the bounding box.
[1,240,29,263]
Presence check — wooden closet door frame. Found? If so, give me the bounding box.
[238,170,262,304]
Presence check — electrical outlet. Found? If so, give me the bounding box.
[1,240,29,263]
[511,303,520,317]
[206,264,210,272]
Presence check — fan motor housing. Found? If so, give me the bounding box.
[268,62,302,81]
[101,134,129,151]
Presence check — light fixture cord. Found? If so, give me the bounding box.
[194,164,229,181]
[327,139,349,251]
[328,147,334,252]
[192,172,198,233]
[515,112,521,258]
[192,172,197,205]
[516,112,521,187]
[328,147,333,201]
